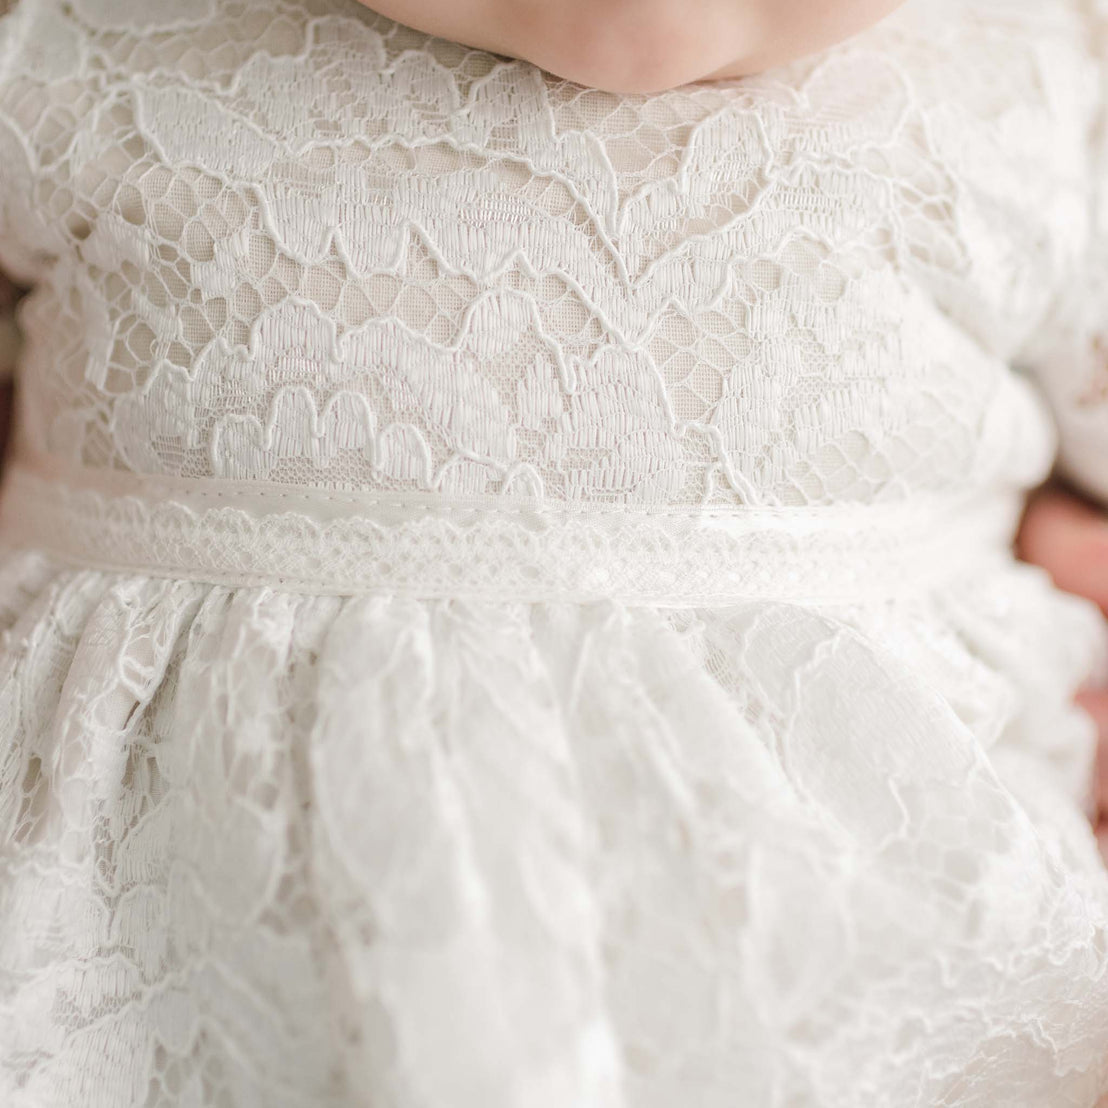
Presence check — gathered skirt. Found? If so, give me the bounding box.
[1,544,1107,1107]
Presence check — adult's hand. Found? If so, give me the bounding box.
[1018,485,1108,859]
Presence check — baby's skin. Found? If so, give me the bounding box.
[357,0,906,92]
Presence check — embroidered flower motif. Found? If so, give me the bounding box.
[1,0,1103,509]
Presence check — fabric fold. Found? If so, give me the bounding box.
[0,553,1106,1107]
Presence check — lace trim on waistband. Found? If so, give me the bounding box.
[0,458,1023,604]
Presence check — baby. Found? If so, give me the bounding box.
[4,0,1108,1104]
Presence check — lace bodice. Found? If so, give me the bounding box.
[6,7,1108,1107]
[0,0,1106,512]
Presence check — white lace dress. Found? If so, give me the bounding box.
[2,0,1108,1105]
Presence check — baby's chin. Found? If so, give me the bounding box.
[718,0,908,77]
[351,0,910,94]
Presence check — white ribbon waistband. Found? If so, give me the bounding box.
[0,457,1024,606]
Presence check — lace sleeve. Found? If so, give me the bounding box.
[1027,263,1108,507]
[1012,5,1108,505]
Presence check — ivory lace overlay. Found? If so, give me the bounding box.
[1,1,1108,1106]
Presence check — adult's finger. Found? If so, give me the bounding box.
[1018,487,1108,612]
[1080,689,1108,806]
[1081,689,1108,862]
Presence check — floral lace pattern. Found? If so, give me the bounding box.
[0,0,1102,508]
[2,1,1108,1106]
[0,551,1106,1108]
